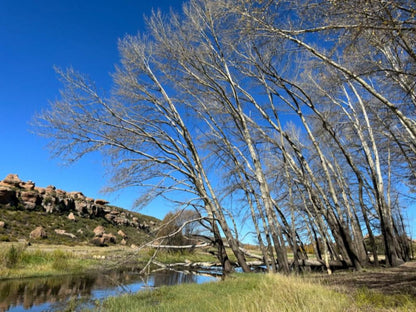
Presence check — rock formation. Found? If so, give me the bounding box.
[30,226,47,239]
[0,174,153,231]
[0,174,159,246]
[92,225,117,246]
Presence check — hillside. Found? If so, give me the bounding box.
[0,174,159,246]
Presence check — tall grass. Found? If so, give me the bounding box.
[100,273,351,312]
[2,244,26,268]
[99,273,416,312]
[0,244,89,278]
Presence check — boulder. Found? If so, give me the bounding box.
[54,229,76,239]
[20,181,35,190]
[2,174,22,187]
[45,185,56,193]
[67,212,76,221]
[74,200,87,214]
[114,216,129,226]
[0,221,5,228]
[30,226,47,239]
[35,186,46,194]
[120,238,127,245]
[91,233,116,246]
[104,213,115,222]
[55,189,67,198]
[68,191,85,199]
[117,230,127,238]
[21,191,41,210]
[91,237,104,246]
[95,199,109,205]
[102,233,116,244]
[93,225,105,237]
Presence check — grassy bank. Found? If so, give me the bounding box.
[0,243,146,279]
[0,243,98,279]
[98,273,416,312]
[0,242,222,280]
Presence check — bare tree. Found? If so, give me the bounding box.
[36,0,414,275]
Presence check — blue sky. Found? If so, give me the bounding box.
[0,0,183,219]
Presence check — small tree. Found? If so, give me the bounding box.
[156,209,204,253]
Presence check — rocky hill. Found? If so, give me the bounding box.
[0,174,159,246]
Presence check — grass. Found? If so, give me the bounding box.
[354,287,416,311]
[97,273,345,312]
[0,243,105,279]
[96,272,416,312]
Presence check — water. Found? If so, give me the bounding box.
[0,269,218,312]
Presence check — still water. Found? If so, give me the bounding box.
[0,269,218,312]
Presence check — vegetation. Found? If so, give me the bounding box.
[98,273,416,312]
[0,203,157,246]
[0,243,94,278]
[156,210,198,251]
[34,0,415,273]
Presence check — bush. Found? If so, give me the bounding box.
[4,244,26,268]
[0,235,10,242]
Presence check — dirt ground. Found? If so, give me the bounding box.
[310,261,416,297]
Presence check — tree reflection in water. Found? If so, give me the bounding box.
[153,270,197,287]
[0,270,217,312]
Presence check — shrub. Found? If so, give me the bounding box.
[4,244,26,268]
[0,235,10,242]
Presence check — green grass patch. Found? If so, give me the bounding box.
[149,249,218,264]
[354,287,416,311]
[99,273,353,312]
[0,244,96,278]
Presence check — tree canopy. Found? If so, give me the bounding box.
[36,0,415,272]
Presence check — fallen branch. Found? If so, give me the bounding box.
[148,242,210,249]
[152,260,221,269]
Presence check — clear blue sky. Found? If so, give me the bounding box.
[0,0,183,219]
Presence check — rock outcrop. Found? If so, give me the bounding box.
[0,174,159,246]
[91,226,117,246]
[0,174,153,230]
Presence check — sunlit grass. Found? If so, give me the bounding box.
[0,243,98,279]
[354,287,416,311]
[97,272,416,312]
[99,273,350,312]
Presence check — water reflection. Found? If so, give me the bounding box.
[0,270,217,312]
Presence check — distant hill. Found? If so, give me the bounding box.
[0,174,159,246]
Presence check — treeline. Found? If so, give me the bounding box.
[36,0,415,273]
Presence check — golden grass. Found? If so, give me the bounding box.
[100,273,353,312]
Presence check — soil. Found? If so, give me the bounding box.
[309,261,416,297]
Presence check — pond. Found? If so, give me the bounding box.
[0,269,218,312]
